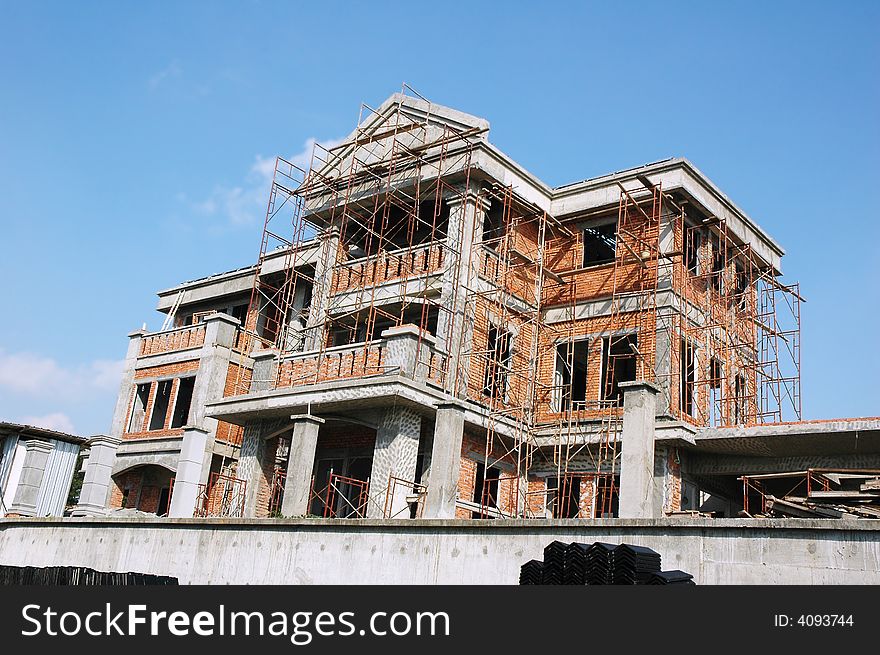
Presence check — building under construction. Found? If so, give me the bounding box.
[68,87,880,525]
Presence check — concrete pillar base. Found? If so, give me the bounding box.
[73,435,120,516]
[168,426,210,518]
[280,415,324,517]
[423,402,466,519]
[618,380,661,519]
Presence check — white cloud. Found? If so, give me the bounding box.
[188,136,346,228]
[289,136,347,171]
[18,412,75,434]
[148,60,182,90]
[0,349,124,396]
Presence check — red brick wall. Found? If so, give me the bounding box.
[331,243,445,294]
[123,361,200,439]
[275,344,384,389]
[109,466,173,514]
[139,325,205,356]
[253,437,280,519]
[665,447,682,513]
[223,362,253,398]
[316,423,376,450]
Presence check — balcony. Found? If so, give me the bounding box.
[238,325,448,395]
[139,323,206,356]
[331,242,446,294]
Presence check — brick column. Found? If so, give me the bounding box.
[8,439,53,517]
[168,426,210,518]
[618,380,661,518]
[367,406,422,518]
[72,435,120,516]
[423,401,466,518]
[280,415,324,517]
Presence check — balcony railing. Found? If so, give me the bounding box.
[233,326,448,395]
[275,341,388,388]
[139,324,206,356]
[331,242,445,294]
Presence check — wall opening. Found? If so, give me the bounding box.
[601,334,637,404]
[148,380,173,431]
[170,377,195,428]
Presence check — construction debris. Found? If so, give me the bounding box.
[741,469,880,518]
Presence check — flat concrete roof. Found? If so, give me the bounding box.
[691,418,880,457]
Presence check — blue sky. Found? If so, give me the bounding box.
[0,1,877,435]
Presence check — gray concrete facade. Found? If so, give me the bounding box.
[2,517,878,585]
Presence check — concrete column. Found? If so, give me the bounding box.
[280,415,324,517]
[618,380,661,519]
[367,406,422,518]
[109,329,147,438]
[304,226,340,351]
[434,190,484,397]
[192,312,239,486]
[72,435,121,516]
[653,314,674,415]
[168,426,210,518]
[423,402,466,518]
[8,439,53,517]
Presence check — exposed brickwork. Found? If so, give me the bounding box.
[123,361,200,440]
[109,466,173,514]
[534,310,656,423]
[139,324,205,356]
[215,421,244,447]
[253,436,281,519]
[224,362,253,398]
[331,243,445,294]
[664,447,682,513]
[578,476,595,518]
[276,344,385,389]
[317,423,376,450]
[526,477,546,516]
[455,456,476,519]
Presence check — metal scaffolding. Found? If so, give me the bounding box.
[222,87,803,519]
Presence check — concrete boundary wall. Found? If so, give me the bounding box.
[1,518,878,585]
